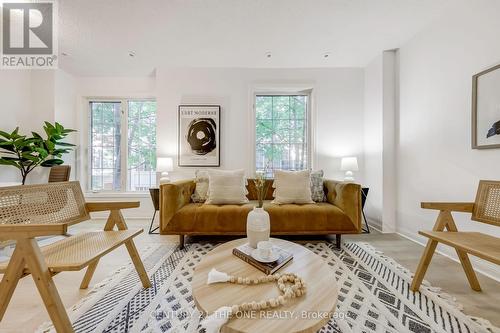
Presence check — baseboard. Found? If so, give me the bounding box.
[366,218,382,232]
[396,230,500,283]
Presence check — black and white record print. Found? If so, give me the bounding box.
[178,105,220,166]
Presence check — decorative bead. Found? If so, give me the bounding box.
[278,296,286,304]
[231,305,239,313]
[237,277,243,284]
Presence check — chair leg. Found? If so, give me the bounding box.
[17,238,74,333]
[179,235,185,250]
[455,249,481,291]
[0,247,25,320]
[124,240,151,288]
[80,260,99,289]
[410,239,438,292]
[335,234,342,249]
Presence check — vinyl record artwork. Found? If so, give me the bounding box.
[178,105,220,166]
[472,63,500,149]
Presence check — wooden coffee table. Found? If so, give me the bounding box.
[192,238,338,333]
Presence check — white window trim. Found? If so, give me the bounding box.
[248,84,317,175]
[82,96,156,195]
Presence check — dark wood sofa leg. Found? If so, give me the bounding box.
[336,234,342,249]
[179,235,185,250]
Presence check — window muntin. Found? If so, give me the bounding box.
[255,94,309,177]
[89,99,156,192]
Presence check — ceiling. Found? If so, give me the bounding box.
[58,0,452,76]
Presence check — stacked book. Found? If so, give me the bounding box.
[232,243,293,274]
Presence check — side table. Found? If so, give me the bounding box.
[148,188,160,234]
[361,187,370,233]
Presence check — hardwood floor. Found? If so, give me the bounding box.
[0,219,499,332]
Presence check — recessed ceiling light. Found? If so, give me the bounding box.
[323,52,331,59]
[128,51,136,57]
[265,51,272,59]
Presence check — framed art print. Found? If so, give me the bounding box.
[178,105,220,166]
[472,63,500,149]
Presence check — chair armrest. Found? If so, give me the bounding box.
[160,179,196,232]
[0,224,68,240]
[86,201,140,212]
[420,202,474,212]
[324,180,362,232]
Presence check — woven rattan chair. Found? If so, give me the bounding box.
[0,181,151,332]
[410,180,500,292]
[48,165,71,182]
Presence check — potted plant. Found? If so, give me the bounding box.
[0,122,76,185]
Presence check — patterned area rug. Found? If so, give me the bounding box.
[36,241,499,333]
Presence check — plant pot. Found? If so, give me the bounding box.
[246,207,270,248]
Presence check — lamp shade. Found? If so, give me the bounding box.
[340,157,358,171]
[157,157,173,172]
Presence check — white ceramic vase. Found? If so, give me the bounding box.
[246,207,270,248]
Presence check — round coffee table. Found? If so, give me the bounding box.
[192,238,338,333]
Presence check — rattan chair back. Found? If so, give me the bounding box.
[0,181,89,226]
[472,180,500,227]
[48,165,71,182]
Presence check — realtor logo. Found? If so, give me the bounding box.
[1,1,58,68]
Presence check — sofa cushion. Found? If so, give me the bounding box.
[206,169,249,204]
[272,170,314,204]
[165,200,357,234]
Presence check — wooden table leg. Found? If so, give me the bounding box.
[0,247,25,320]
[17,239,74,333]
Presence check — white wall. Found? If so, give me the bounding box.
[156,67,365,181]
[363,51,398,232]
[363,55,383,229]
[396,0,500,278]
[0,70,61,183]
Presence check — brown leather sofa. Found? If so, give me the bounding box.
[159,179,362,249]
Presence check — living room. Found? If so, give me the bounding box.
[0,1,499,332]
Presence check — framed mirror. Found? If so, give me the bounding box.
[472,63,500,149]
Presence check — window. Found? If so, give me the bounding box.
[89,99,156,192]
[255,94,310,176]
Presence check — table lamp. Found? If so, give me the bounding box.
[340,157,358,181]
[157,157,174,184]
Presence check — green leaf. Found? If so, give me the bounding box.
[56,142,76,147]
[21,153,39,162]
[0,159,21,169]
[31,131,43,139]
[40,158,64,167]
[0,131,11,139]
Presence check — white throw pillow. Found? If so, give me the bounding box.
[205,169,249,205]
[272,170,314,204]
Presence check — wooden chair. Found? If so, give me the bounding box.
[48,165,71,182]
[0,181,151,332]
[410,180,500,292]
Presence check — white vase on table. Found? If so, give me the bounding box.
[246,207,270,248]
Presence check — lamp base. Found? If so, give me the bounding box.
[159,172,170,184]
[344,170,355,182]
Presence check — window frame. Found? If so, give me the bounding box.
[86,97,157,193]
[251,89,314,174]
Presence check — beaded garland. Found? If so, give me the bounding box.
[225,272,307,315]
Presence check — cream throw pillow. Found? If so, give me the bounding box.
[205,169,249,205]
[272,170,314,204]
